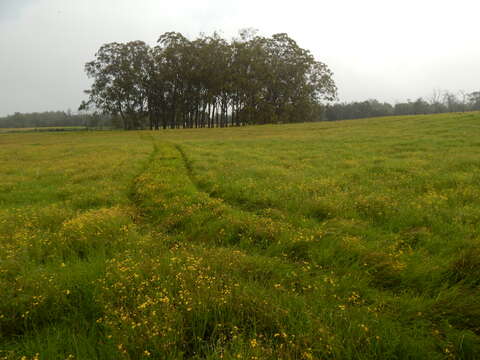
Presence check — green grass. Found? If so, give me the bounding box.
[1,113,479,359]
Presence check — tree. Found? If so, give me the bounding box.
[429,89,445,113]
[413,98,429,114]
[83,41,152,130]
[468,91,480,110]
[442,91,459,113]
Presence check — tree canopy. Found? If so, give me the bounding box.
[81,30,337,130]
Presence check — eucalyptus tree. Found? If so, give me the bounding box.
[468,91,480,110]
[83,41,151,130]
[155,32,192,128]
[259,33,337,123]
[231,33,270,125]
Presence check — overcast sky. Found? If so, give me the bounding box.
[1,0,479,116]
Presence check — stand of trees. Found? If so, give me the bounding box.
[0,111,114,129]
[325,91,480,121]
[80,30,337,130]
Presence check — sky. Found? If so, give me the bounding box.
[1,0,479,116]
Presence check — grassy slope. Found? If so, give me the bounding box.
[0,113,479,359]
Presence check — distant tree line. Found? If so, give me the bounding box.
[0,111,114,129]
[4,89,479,129]
[80,30,337,130]
[325,90,480,121]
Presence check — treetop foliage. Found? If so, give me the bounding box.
[81,30,337,130]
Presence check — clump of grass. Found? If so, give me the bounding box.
[445,246,480,288]
[59,206,137,259]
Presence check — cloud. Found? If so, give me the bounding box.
[0,0,34,21]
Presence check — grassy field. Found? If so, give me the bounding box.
[1,113,479,359]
